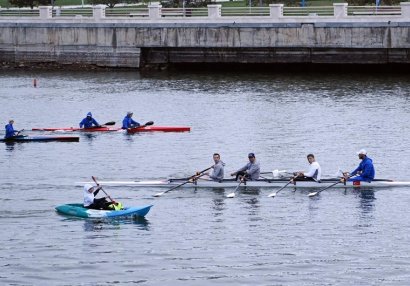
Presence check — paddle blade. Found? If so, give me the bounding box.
[144,121,154,126]
[104,121,116,126]
[226,192,236,198]
[153,192,164,197]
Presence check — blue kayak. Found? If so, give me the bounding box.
[55,203,153,218]
[1,135,79,142]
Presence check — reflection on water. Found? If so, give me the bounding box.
[83,217,150,232]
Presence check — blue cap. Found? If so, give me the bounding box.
[248,153,255,158]
[87,112,92,117]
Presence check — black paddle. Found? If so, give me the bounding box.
[308,175,352,197]
[267,176,297,198]
[153,166,212,197]
[92,176,116,204]
[86,121,116,129]
[129,121,154,130]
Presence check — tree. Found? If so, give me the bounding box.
[9,0,50,9]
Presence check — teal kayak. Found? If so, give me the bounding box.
[55,203,153,218]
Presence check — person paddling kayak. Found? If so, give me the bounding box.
[294,154,322,182]
[344,149,375,182]
[5,120,19,139]
[122,111,140,129]
[204,153,225,182]
[79,112,100,128]
[231,153,260,181]
[83,184,112,210]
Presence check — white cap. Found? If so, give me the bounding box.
[356,149,367,155]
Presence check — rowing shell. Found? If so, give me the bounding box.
[32,126,190,133]
[76,178,410,188]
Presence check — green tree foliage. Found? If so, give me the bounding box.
[9,0,49,9]
[161,0,212,8]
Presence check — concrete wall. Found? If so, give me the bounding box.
[0,21,410,68]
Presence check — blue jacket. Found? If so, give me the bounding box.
[5,123,16,138]
[122,116,140,129]
[350,156,375,181]
[79,117,99,128]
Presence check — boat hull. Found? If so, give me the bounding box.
[77,178,410,188]
[127,126,190,133]
[1,135,79,142]
[32,126,190,133]
[55,203,153,218]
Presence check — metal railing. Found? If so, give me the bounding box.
[106,7,149,17]
[283,6,334,16]
[347,5,401,16]
[53,8,93,17]
[0,8,40,17]
[221,7,270,16]
[161,7,208,17]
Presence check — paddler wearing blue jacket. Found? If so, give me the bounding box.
[204,153,225,182]
[345,149,375,182]
[122,111,140,129]
[79,112,100,128]
[5,120,18,139]
[231,153,260,181]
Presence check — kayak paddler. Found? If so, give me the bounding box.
[204,153,225,182]
[294,154,322,182]
[122,111,140,129]
[344,149,375,182]
[79,112,100,128]
[83,184,114,210]
[4,120,19,139]
[231,153,260,181]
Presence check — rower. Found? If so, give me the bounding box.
[231,153,260,181]
[79,112,100,128]
[344,149,375,182]
[204,153,225,182]
[122,111,140,129]
[294,154,322,182]
[4,120,18,139]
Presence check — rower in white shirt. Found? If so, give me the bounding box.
[294,154,322,182]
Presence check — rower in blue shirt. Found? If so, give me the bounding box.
[122,112,140,129]
[5,120,18,139]
[345,149,375,182]
[79,112,100,128]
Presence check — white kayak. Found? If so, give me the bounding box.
[76,178,410,188]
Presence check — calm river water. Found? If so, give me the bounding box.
[1,69,410,285]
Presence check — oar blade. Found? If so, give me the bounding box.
[308,192,318,197]
[226,192,236,198]
[153,192,165,197]
[267,192,276,198]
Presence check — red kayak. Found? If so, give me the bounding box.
[127,126,190,133]
[32,127,121,132]
[32,126,190,133]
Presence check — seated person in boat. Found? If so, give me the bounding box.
[204,153,225,182]
[294,154,322,182]
[83,184,112,210]
[122,111,140,129]
[4,119,18,139]
[344,149,375,182]
[79,112,100,128]
[231,153,260,181]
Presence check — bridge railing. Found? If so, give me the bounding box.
[0,3,409,21]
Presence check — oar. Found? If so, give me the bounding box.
[15,129,25,136]
[267,177,296,198]
[226,178,246,198]
[153,166,213,197]
[92,176,115,203]
[308,175,351,197]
